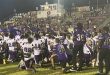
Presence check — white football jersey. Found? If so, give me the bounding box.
[15,35,21,41]
[32,39,41,55]
[40,36,46,43]
[21,39,28,45]
[17,39,23,46]
[22,43,33,61]
[6,39,16,51]
[3,36,9,42]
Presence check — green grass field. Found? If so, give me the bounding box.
[0,63,98,75]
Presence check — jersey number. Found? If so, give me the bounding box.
[24,48,31,52]
[77,34,84,41]
[8,43,14,47]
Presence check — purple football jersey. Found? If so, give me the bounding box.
[98,33,110,49]
[54,44,68,61]
[73,29,86,46]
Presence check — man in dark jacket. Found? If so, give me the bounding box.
[96,26,110,75]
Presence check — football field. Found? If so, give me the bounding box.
[0,63,98,75]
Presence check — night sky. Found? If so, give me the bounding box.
[0,0,109,21]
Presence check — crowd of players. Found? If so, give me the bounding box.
[0,11,109,75]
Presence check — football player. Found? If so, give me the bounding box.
[72,23,86,71]
[6,33,17,62]
[32,33,42,65]
[21,37,36,73]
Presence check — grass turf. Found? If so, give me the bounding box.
[0,63,98,75]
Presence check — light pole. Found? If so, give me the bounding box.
[89,0,90,7]
[58,0,60,6]
[89,0,91,11]
[57,0,60,16]
[107,0,109,4]
[97,0,99,10]
[57,0,60,12]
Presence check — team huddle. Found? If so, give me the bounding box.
[0,23,109,74]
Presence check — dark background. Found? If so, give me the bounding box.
[0,0,109,21]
